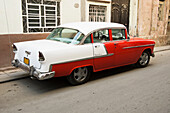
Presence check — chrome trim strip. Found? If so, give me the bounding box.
[123,44,155,49]
[49,53,114,71]
[94,53,114,59]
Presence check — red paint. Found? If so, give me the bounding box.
[108,29,113,41]
[52,59,93,77]
[91,33,94,43]
[125,29,128,39]
[51,28,155,78]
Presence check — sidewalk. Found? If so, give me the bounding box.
[1,45,170,83]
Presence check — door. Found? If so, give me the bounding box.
[111,0,130,30]
[91,29,116,71]
[110,28,137,66]
[113,40,137,66]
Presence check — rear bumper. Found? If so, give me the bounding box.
[12,59,55,80]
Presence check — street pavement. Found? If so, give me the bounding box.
[0,45,170,83]
[0,46,170,113]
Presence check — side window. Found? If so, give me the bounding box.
[84,35,92,44]
[93,29,110,43]
[112,29,126,40]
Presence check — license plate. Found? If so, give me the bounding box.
[24,57,29,65]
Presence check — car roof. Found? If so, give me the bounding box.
[58,22,126,35]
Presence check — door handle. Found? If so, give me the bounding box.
[95,45,100,48]
[114,43,118,45]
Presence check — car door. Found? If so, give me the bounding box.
[91,29,116,71]
[111,29,138,66]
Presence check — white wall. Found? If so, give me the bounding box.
[61,0,81,24]
[0,0,22,34]
[129,0,138,36]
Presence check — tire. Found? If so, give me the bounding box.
[67,67,91,85]
[136,51,150,68]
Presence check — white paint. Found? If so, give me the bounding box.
[0,0,8,33]
[129,0,138,36]
[13,39,94,72]
[60,0,81,24]
[0,0,22,34]
[59,22,126,35]
[92,43,107,56]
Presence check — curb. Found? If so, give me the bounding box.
[0,70,29,84]
[154,48,170,53]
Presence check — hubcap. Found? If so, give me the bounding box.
[139,52,149,66]
[73,67,88,82]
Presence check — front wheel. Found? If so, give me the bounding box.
[67,67,91,85]
[136,51,150,68]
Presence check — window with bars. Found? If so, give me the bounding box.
[89,5,107,22]
[22,0,60,33]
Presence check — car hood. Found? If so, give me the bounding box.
[14,39,73,51]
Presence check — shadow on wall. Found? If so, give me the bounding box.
[0,33,49,68]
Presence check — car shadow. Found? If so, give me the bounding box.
[17,64,138,94]
[90,64,136,81]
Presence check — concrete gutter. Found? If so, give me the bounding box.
[0,45,170,83]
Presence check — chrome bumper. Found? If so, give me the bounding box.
[12,59,55,80]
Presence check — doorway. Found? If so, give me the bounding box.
[111,0,130,30]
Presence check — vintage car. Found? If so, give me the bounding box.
[12,22,155,85]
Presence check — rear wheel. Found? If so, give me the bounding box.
[136,51,150,67]
[67,67,91,85]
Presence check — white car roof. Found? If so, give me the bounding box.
[58,22,126,35]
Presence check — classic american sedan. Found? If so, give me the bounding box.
[12,22,155,85]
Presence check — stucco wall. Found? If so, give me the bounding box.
[137,0,153,36]
[61,0,81,24]
[137,0,169,46]
[0,0,22,34]
[129,0,138,36]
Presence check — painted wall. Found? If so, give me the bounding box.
[61,0,81,24]
[0,0,22,34]
[129,0,138,36]
[0,0,82,34]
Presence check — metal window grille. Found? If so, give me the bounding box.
[22,0,60,33]
[89,5,107,22]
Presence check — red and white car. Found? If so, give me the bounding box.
[12,22,155,85]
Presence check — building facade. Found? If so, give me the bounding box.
[0,0,170,68]
[134,0,170,46]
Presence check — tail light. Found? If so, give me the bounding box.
[12,44,17,52]
[39,51,45,61]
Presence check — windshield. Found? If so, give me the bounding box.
[47,28,84,44]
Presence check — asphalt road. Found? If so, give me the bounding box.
[0,50,170,113]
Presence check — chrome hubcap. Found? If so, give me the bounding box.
[139,52,149,66]
[73,67,88,82]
